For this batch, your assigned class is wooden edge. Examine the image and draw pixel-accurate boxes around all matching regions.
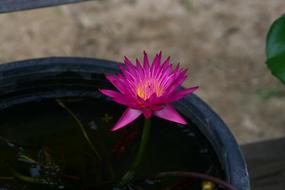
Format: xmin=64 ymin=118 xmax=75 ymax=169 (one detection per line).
xmin=241 ymin=137 xmax=285 ymax=190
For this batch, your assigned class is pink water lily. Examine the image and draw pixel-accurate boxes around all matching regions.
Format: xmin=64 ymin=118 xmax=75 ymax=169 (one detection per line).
xmin=100 ymin=52 xmax=198 ymax=131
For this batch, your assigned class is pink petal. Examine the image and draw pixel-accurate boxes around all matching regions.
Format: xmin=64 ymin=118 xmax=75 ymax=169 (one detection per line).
xmin=143 ymin=51 xmax=150 ymax=70
xmin=173 ymin=69 xmax=188 ymax=86
xmin=105 ymin=74 xmax=134 ymax=96
xmin=154 ymin=105 xmax=187 ymax=125
xmin=99 ymin=89 xmax=121 ymax=98
xmin=165 ymin=86 xmax=199 ymax=102
xmin=153 ymin=51 xmax=162 ymax=65
xmin=105 ymin=75 xmax=124 ymax=91
xmin=151 ymin=53 xmax=164 ymax=78
xmin=100 ymin=89 xmax=138 ymax=108
xmin=124 ymin=56 xmax=135 ymax=71
xmin=118 ymin=64 xmax=132 ymax=78
xmin=133 ymin=59 xmax=144 ymax=79
xmin=162 ymin=72 xmax=188 ymax=95
xmin=112 ymin=108 xmax=142 ymax=131
xmin=155 ymin=57 xmax=171 ymax=80
xmin=112 ymin=96 xmax=138 ymax=108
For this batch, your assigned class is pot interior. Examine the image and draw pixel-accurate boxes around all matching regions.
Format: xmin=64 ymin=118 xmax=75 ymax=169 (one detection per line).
xmin=0 ymin=96 xmax=225 ymax=190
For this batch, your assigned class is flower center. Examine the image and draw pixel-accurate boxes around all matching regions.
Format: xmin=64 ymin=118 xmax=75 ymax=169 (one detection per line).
xmin=137 ymin=80 xmax=163 ymax=100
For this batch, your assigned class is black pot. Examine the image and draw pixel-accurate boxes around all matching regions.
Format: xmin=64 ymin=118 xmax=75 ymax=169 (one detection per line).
xmin=0 ymin=57 xmax=249 ymax=190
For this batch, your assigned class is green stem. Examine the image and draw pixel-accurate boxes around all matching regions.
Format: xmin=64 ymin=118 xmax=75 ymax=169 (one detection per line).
xmin=8 ymin=165 xmax=44 ymax=184
xmin=119 ymin=118 xmax=151 ymax=186
xmin=56 ymin=99 xmax=102 ymax=161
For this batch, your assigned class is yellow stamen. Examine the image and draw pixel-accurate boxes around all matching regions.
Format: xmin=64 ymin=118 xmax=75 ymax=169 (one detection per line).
xmin=137 ymin=85 xmax=146 ymax=99
xmin=137 ymin=80 xmax=163 ymax=100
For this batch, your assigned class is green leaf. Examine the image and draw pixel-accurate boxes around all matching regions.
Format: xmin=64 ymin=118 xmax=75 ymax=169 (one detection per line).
xmin=266 ymin=13 xmax=285 ymax=84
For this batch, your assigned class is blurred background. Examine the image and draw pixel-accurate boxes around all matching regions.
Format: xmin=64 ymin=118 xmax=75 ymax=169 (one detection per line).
xmin=0 ymin=0 xmax=284 ymax=144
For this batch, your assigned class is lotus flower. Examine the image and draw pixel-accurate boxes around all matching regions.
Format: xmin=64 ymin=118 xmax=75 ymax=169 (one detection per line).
xmin=100 ymin=52 xmax=198 ymax=131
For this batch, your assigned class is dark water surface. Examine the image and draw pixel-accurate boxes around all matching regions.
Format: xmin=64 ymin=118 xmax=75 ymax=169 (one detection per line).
xmin=0 ymin=98 xmax=224 ymax=190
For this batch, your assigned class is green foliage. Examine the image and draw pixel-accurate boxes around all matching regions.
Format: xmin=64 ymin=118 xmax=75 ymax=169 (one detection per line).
xmin=256 ymin=88 xmax=285 ymax=99
xmin=266 ymin=13 xmax=285 ymax=84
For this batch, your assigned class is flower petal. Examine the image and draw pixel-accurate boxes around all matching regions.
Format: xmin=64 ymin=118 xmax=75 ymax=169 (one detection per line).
xmin=165 ymin=86 xmax=199 ymax=102
xmin=124 ymin=56 xmax=135 ymax=71
xmin=99 ymin=89 xmax=120 ymax=98
xmin=100 ymin=89 xmax=139 ymax=108
xmin=154 ymin=105 xmax=187 ymax=125
xmin=152 ymin=53 xmax=165 ymax=78
xmin=153 ymin=51 xmax=162 ymax=66
xmin=106 ymin=75 xmax=125 ymax=92
xmin=112 ymin=108 xmax=142 ymax=131
xmin=143 ymin=51 xmax=150 ymax=71
xmin=113 ymin=96 xmax=138 ymax=108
